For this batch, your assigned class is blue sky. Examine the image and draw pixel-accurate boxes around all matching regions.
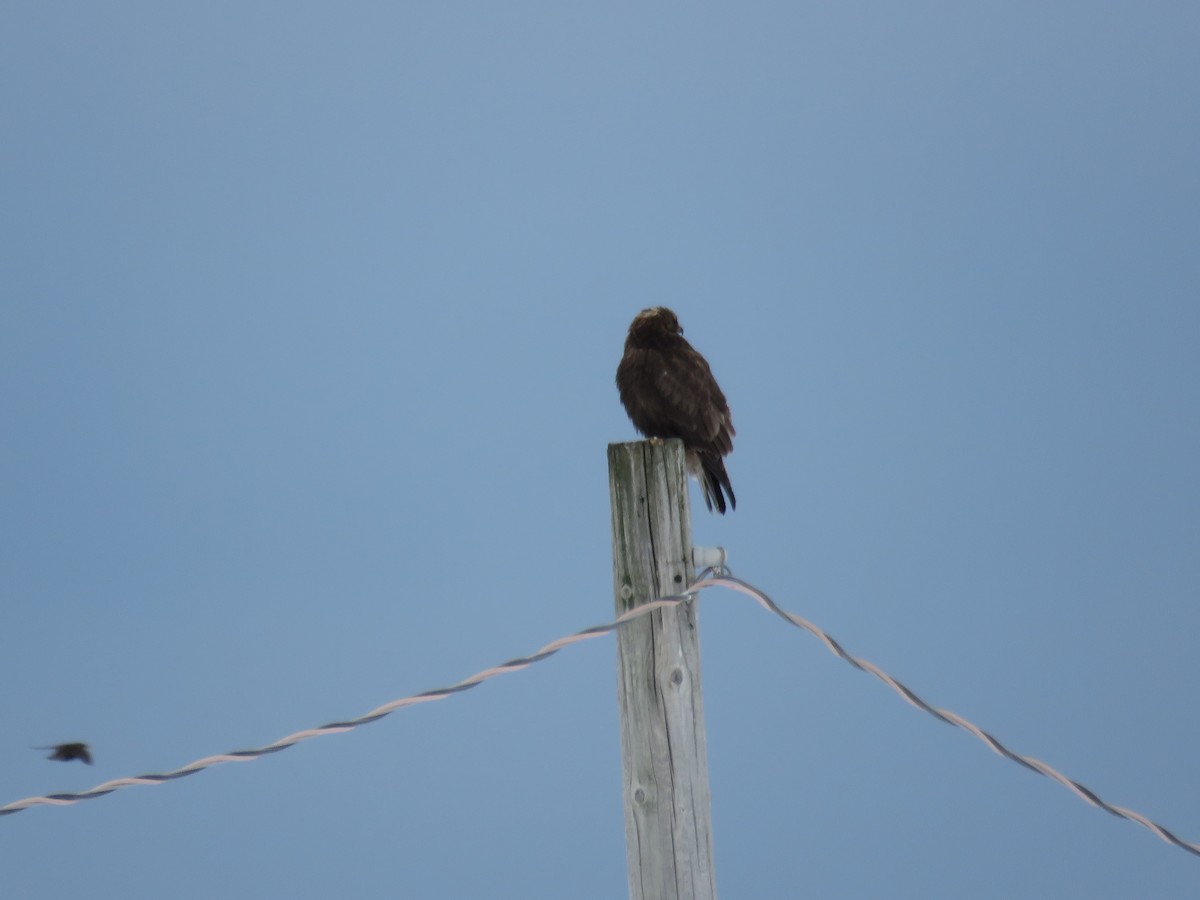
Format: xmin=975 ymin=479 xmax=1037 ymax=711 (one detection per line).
xmin=3 ymin=2 xmax=1199 ymax=897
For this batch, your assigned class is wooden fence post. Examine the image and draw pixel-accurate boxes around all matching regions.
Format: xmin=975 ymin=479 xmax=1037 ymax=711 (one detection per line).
xmin=608 ymin=438 xmax=717 ymax=900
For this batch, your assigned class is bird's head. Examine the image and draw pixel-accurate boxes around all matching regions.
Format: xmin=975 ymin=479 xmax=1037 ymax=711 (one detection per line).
xmin=632 ymin=307 xmax=683 ymax=336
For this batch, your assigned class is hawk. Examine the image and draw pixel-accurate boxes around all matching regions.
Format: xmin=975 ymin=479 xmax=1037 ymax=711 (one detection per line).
xmin=616 ymin=307 xmax=736 ymax=513
xmin=37 ymin=742 xmax=93 ymax=764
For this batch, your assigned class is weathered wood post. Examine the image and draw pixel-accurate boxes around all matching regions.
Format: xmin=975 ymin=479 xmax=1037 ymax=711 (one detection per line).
xmin=608 ymin=438 xmax=717 ymax=900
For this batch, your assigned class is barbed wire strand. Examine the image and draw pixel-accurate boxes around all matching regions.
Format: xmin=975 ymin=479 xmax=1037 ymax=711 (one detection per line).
xmin=0 ymin=590 xmax=700 ymax=818
xmin=4 ymin=569 xmax=1197 ymax=861
xmin=699 ymin=571 xmax=1200 ymax=858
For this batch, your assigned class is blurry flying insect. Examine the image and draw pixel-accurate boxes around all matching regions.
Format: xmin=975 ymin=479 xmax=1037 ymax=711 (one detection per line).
xmin=36 ymin=742 xmax=93 ymax=764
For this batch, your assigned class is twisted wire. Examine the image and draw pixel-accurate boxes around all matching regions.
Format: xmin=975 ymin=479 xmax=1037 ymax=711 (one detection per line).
xmin=0 ymin=590 xmax=700 ymax=818
xmin=693 ymin=571 xmax=1200 ymax=858
xmin=4 ymin=569 xmax=1197 ymax=862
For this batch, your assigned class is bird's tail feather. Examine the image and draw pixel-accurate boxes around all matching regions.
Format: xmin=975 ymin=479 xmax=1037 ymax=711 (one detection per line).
xmin=699 ymin=453 xmax=736 ymax=515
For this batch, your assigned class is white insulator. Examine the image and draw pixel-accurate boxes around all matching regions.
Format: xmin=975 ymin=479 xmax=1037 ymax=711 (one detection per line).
xmin=692 ymin=546 xmax=727 ymax=570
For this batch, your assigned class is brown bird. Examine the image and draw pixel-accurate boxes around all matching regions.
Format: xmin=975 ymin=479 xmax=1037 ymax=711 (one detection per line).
xmin=616 ymin=307 xmax=736 ymax=513
xmin=37 ymin=742 xmax=93 ymax=764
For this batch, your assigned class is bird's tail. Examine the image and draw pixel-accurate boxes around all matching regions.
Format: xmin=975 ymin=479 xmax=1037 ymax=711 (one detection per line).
xmin=698 ymin=452 xmax=736 ymax=515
